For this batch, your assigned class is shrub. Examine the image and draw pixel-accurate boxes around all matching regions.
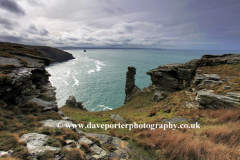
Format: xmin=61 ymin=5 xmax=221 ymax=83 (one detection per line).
xmin=0 ymin=131 xmax=20 ymax=150
xmin=19 ymin=102 xmax=41 ymax=115
xmin=148 ymin=108 xmax=157 ymax=117
xmin=38 ymin=127 xmax=55 ymax=135
xmin=79 ymin=143 xmax=91 ymax=153
xmin=61 ymin=128 xmax=80 ymax=141
xmin=60 ymin=148 xmax=86 ymax=160
xmin=0 ymin=74 xmax=13 ymax=84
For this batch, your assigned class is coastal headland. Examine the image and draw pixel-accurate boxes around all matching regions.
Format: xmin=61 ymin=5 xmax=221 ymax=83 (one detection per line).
xmin=0 ymin=42 xmax=240 ymax=159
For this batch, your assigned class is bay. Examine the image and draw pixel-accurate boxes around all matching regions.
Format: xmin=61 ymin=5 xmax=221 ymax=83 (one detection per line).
xmin=46 ymin=49 xmax=240 ymax=111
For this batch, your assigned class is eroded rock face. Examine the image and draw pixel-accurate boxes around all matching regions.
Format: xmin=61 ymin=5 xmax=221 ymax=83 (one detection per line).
xmin=124 ymin=66 xmax=141 ymax=104
xmin=196 ymin=91 xmax=240 ymax=109
xmin=147 ymin=60 xmax=198 ymax=92
xmin=146 ymin=54 xmax=240 ymax=93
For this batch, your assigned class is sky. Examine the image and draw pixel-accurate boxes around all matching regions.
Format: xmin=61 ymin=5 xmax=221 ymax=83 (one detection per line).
xmin=0 ymin=0 xmax=240 ymax=50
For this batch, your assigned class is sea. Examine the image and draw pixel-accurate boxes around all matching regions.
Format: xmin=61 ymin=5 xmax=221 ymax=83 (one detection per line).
xmin=46 ymin=49 xmax=240 ymax=112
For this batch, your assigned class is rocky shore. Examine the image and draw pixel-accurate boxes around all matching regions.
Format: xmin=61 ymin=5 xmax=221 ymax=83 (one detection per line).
xmin=125 ymin=53 xmax=240 ymax=109
xmin=1 ymin=42 xmax=240 ymax=159
xmin=0 ymin=43 xmax=130 ymax=160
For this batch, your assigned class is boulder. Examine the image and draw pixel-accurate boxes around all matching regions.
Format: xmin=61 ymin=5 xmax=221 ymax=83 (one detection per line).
xmin=110 ymin=114 xmax=126 ymax=124
xmin=197 ymin=91 xmax=240 ymax=109
xmin=85 ymin=133 xmax=130 ymax=159
xmin=78 ymin=136 xmax=93 ymax=145
xmin=20 ymin=133 xmax=61 ymax=157
xmin=0 ymin=150 xmax=13 ymax=158
xmin=90 ymin=144 xmax=108 ymax=159
xmin=152 ymin=91 xmax=166 ymax=103
xmin=161 ymin=117 xmax=190 ymax=123
xmin=226 ymin=92 xmax=240 ymax=99
xmin=65 ymin=95 xmax=88 ymax=111
xmin=39 ymin=119 xmax=74 ymax=129
xmin=66 ymin=95 xmax=78 ymax=108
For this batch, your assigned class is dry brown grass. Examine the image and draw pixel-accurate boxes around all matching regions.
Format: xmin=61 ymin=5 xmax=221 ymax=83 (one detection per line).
xmin=0 ymin=43 xmax=40 ymax=56
xmin=0 ymin=51 xmax=14 ymax=58
xmin=0 ymin=74 xmax=13 ymax=84
xmin=60 ymin=148 xmax=86 ymax=160
xmin=148 ymin=108 xmax=157 ymax=117
xmin=0 ymin=132 xmax=21 ymax=150
xmin=15 ymin=57 xmax=28 ymax=67
xmin=178 ymin=108 xmax=240 ymax=123
xmin=86 ymin=136 xmax=109 ymax=152
xmin=0 ymin=65 xmax=15 ymax=70
xmin=0 ymin=157 xmax=19 ymax=160
xmin=135 ymin=128 xmax=239 ymax=160
xmin=200 ymin=123 xmax=240 ymax=148
xmin=79 ymin=142 xmax=91 ymax=153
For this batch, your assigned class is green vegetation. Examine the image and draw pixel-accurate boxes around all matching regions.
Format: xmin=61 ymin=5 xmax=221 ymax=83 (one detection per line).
xmin=0 ymin=100 xmax=62 ymax=159
xmin=60 ymin=63 xmax=240 ymax=159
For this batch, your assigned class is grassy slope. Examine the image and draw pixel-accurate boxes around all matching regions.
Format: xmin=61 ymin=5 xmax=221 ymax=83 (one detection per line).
xmin=60 ymin=63 xmax=240 ymax=160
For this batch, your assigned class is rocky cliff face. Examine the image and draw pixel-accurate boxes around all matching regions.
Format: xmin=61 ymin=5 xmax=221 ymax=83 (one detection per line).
xmin=147 ymin=54 xmax=240 ymax=92
xmin=0 ymin=42 xmax=75 ymax=62
xmin=146 ymin=53 xmax=240 ymax=109
xmin=0 ymin=53 xmax=58 ymax=113
xmin=0 ymin=44 xmax=130 ymax=160
xmin=28 ymin=45 xmax=75 ymax=62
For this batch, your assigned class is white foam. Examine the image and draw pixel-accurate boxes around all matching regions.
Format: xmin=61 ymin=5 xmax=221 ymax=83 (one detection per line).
xmin=65 ymin=69 xmax=70 ymax=77
xmin=99 ymin=105 xmax=113 ymax=111
xmin=96 ymin=65 xmax=101 ymax=72
xmin=63 ymin=80 xmax=68 ymax=85
xmin=72 ymin=75 xmax=79 ymax=87
xmin=94 ymin=60 xmax=105 ymax=72
xmin=95 ymin=60 xmax=106 ymax=66
xmin=88 ymin=69 xmax=95 ymax=74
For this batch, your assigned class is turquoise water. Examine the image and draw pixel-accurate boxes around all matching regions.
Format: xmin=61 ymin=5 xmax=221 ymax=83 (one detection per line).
xmin=46 ymin=49 xmax=240 ymax=111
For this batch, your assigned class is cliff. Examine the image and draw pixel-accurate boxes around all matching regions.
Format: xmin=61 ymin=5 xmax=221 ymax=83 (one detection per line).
xmin=27 ymin=45 xmax=75 ymax=62
xmin=0 ymin=44 xmax=130 ymax=160
xmin=0 ymin=42 xmax=75 ymax=62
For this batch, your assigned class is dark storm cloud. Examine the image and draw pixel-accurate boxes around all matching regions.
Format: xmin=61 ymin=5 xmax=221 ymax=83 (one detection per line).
xmin=28 ymin=24 xmax=38 ymax=34
xmin=185 ymin=0 xmax=240 ymax=40
xmin=39 ymin=29 xmax=50 ymax=36
xmin=0 ymin=0 xmax=25 ymax=16
xmin=0 ymin=17 xmax=18 ymax=29
xmin=28 ymin=24 xmax=50 ymax=36
xmin=0 ymin=34 xmax=23 ymax=43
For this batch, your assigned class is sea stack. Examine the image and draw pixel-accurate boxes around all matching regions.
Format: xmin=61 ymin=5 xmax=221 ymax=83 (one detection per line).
xmin=124 ymin=66 xmax=141 ymax=104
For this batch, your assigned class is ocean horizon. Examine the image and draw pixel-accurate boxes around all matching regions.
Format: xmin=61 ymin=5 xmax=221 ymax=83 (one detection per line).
xmin=46 ymin=49 xmax=240 ymax=112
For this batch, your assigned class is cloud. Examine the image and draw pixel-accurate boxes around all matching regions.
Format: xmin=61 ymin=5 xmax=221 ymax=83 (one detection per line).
xmin=0 ymin=17 xmax=18 ymax=29
xmin=27 ymin=24 xmax=50 ymax=36
xmin=0 ymin=0 xmax=239 ymax=50
xmin=0 ymin=0 xmax=25 ymax=16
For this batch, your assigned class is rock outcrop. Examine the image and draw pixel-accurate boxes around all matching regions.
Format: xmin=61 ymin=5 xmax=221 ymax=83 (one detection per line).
xmin=38 ymin=119 xmax=130 ymax=160
xmin=146 ymin=54 xmax=240 ymax=93
xmin=110 ymin=114 xmax=126 ymax=123
xmin=0 ymin=42 xmax=75 ymax=62
xmin=65 ymin=95 xmax=88 ymax=111
xmin=124 ymin=66 xmax=141 ymax=104
xmin=27 ymin=45 xmax=75 ymax=62
xmin=0 ymin=53 xmax=58 ymax=114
